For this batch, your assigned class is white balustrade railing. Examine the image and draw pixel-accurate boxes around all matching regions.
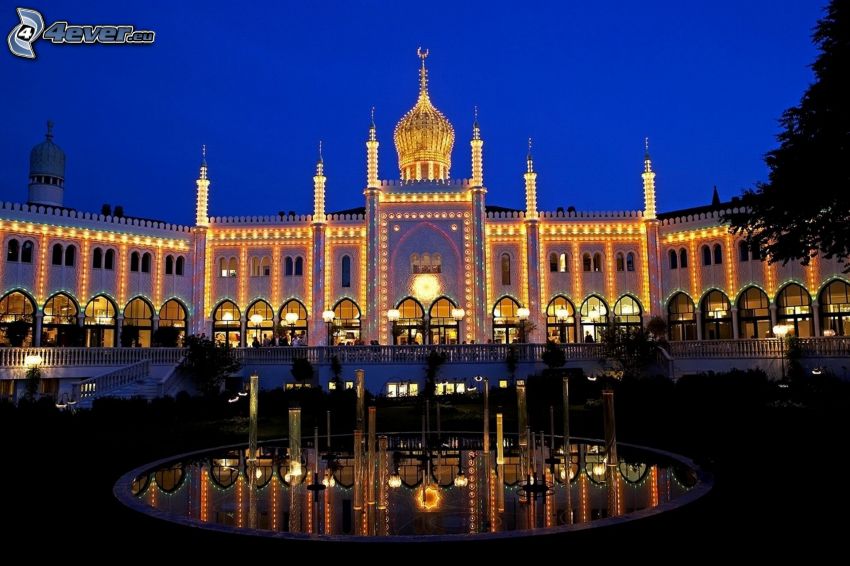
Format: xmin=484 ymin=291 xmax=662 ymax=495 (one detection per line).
xmin=0 ymin=338 xmax=847 ymax=370
xmin=0 ymin=347 xmax=186 ymax=367
xmin=74 ymin=360 xmax=151 ymax=401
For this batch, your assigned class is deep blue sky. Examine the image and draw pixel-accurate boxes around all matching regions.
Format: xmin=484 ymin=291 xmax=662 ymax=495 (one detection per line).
xmin=0 ymin=1 xmax=825 ymax=224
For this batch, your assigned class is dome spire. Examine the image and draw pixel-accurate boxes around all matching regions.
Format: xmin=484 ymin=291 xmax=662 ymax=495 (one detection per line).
xmin=470 ymin=106 xmax=484 ymax=187
xmin=46 ymin=120 xmax=54 ymax=141
xmin=195 ymin=144 xmax=210 ymax=227
xmin=417 ymin=47 xmax=429 ymax=100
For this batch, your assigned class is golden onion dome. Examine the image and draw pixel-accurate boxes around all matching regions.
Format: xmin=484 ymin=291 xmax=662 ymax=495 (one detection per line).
xmin=394 ymin=48 xmax=455 ymax=181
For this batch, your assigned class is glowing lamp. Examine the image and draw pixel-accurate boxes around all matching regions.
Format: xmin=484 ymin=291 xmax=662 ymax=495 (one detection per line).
xmin=451 ymin=308 xmax=465 ymax=321
xmin=24 ymin=355 xmax=43 ymax=368
xmin=386 ymin=309 xmax=400 ymax=322
xmin=772 ymin=324 xmax=790 ymax=338
xmin=387 ymin=473 xmax=402 ymax=488
xmin=284 ymin=312 xmax=299 ymax=326
xmin=592 ymin=461 xmax=607 ymax=478
xmin=322 ymin=310 xmax=335 ymax=323
xmin=517 ymin=307 xmax=530 ymax=320
xmin=222 ymin=312 xmax=233 ymax=322
xmin=249 ymin=314 xmax=263 ymax=325
xmin=555 ymin=307 xmax=570 ymax=322
xmin=823 ymin=329 xmax=836 ymax=337
xmin=453 ymin=471 xmax=469 ymax=487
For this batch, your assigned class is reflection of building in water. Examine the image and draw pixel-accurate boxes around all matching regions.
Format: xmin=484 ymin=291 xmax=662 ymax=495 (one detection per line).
xmin=3 ymin=50 xmax=848 ymax=349
xmin=128 ymin=439 xmax=699 ymax=536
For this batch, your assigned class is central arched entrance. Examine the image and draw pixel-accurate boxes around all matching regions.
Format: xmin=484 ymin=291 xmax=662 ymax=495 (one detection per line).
xmin=394 ymin=297 xmax=425 ymax=345
xmin=84 ymin=295 xmax=118 ymax=347
xmin=429 ymin=296 xmax=460 ymax=345
xmin=492 ymin=296 xmax=521 ymax=344
xmin=280 ymin=299 xmax=308 ymax=345
xmin=545 ymin=295 xmax=576 ymax=343
xmin=579 ymin=295 xmax=609 ymax=343
xmin=123 ymin=297 xmax=154 ymax=347
xmin=332 ymin=298 xmax=361 ymax=345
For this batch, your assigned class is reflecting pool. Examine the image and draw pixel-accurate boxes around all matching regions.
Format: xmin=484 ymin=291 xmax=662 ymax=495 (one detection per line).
xmin=115 ymin=433 xmax=709 ymax=540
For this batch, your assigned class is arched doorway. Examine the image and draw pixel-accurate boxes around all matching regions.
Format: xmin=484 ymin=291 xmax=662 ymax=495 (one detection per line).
xmin=0 ymin=291 xmax=35 ymax=347
xmin=668 ymin=293 xmax=696 ymax=341
xmin=429 ymin=297 xmax=460 ymax=345
xmin=212 ymin=300 xmax=241 ymax=348
xmin=776 ymin=284 xmax=813 ymax=337
xmin=280 ymin=299 xmax=308 ymax=345
xmin=701 ymin=290 xmax=732 ymax=340
xmin=332 ymin=298 xmax=361 ymax=345
xmin=123 ymin=298 xmax=154 ymax=347
xmin=613 ymin=295 xmax=643 ymax=331
xmin=158 ymin=299 xmax=187 ymax=346
xmin=819 ymin=280 xmax=850 ymax=336
xmin=579 ymin=295 xmax=609 ymax=343
xmin=492 ymin=296 xmax=521 ymax=344
xmin=42 ymin=293 xmax=79 ymax=346
xmin=546 ymin=295 xmax=576 ymax=343
xmin=246 ymin=300 xmax=274 ymax=346
xmin=737 ymin=287 xmax=770 ymax=339
xmin=394 ymin=297 xmax=425 ymax=345
xmin=84 ymin=295 xmax=118 ymax=347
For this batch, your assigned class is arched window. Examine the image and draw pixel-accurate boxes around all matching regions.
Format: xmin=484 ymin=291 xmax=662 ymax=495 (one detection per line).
xmin=158 ymin=299 xmax=187 ymax=345
xmin=738 ymin=241 xmax=749 ymax=262
xmin=141 ymin=252 xmax=151 ymax=273
xmin=250 ymin=256 xmax=261 ymax=277
xmin=614 ymin=296 xmax=642 ymax=330
xmin=52 ymin=243 xmax=63 ymax=266
xmin=212 ymin=300 xmax=241 ymax=348
xmin=332 ymin=298 xmax=361 ymax=345
xmin=626 ymin=252 xmax=635 ymax=272
xmin=582 ymin=253 xmax=592 ymax=272
xmin=93 ymin=247 xmax=103 ymax=269
xmin=616 ymin=253 xmax=625 ymax=272
xmin=411 ymin=253 xmax=420 ymax=274
xmin=260 ymin=256 xmax=270 ymax=277
xmin=592 ymin=253 xmax=603 ymax=272
xmin=433 ymin=253 xmax=442 ymax=273
xmin=492 ymin=296 xmax=521 ymax=344
xmin=21 ymin=241 xmax=33 ymax=263
xmin=280 ymin=299 xmax=309 ymax=344
xmin=429 ymin=297 xmax=460 ymax=345
xmin=105 ymin=249 xmax=115 ymax=270
xmin=819 ymin=280 xmax=850 ymax=336
xmin=679 ymin=248 xmax=688 ymax=268
xmin=546 ymin=295 xmax=576 ymax=343
xmin=42 ymin=293 xmax=79 ymax=346
xmin=341 ymin=255 xmax=351 ymax=288
xmin=294 ymin=257 xmax=303 ymax=276
xmin=165 ymin=255 xmax=174 ymax=275
xmin=713 ymin=244 xmax=723 ymax=265
xmin=668 ymin=293 xmax=696 ymax=341
xmin=131 ymin=251 xmax=140 ymax=272
xmin=559 ymin=253 xmax=569 ymax=272
xmin=6 ymin=239 xmax=19 ymax=262
xmin=775 ymin=284 xmax=812 ymax=337
xmin=701 ymin=290 xmax=732 ymax=340
xmin=84 ymin=295 xmax=118 ymax=347
xmin=701 ymin=245 xmax=711 ymax=266
xmin=246 ymin=300 xmax=275 ymax=345
xmin=284 ymin=256 xmax=293 ymax=276
xmin=737 ymin=287 xmax=770 ymax=338
xmin=228 ymin=257 xmax=237 ymax=277
xmin=393 ymin=297 xmax=425 ymax=345
xmin=579 ymin=295 xmax=609 ymax=342
xmin=0 ymin=291 xmax=35 ymax=346
xmin=501 ymin=253 xmax=511 ymax=285
xmin=421 ymin=253 xmax=432 ymax=272
xmin=123 ymin=298 xmax=154 ymax=347
xmin=64 ymin=245 xmax=76 ymax=267
xmin=669 ymin=249 xmax=678 ymax=270
xmin=175 ymin=256 xmax=185 ymax=276
xmin=549 ymin=253 xmax=558 ymax=272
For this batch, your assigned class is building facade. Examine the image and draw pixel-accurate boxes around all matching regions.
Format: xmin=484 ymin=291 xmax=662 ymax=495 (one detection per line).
xmin=2 ymin=52 xmax=849 ymax=350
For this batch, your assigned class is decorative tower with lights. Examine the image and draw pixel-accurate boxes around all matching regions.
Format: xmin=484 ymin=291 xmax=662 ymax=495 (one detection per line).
xmin=28 ymin=121 xmax=65 ymax=207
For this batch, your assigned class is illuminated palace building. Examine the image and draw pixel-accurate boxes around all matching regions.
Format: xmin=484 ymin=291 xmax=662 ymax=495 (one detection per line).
xmin=2 ymin=51 xmax=849 ymax=350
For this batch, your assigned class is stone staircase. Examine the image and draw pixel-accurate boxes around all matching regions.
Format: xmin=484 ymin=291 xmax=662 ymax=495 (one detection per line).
xmin=74 ymin=361 xmax=183 ymax=408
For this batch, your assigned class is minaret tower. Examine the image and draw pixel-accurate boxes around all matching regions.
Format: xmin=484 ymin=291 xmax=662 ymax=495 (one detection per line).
xmin=524 ymin=138 xmax=538 ymax=219
xmin=642 ymin=137 xmax=657 ymax=220
xmin=28 ymin=120 xmax=66 ymax=207
xmin=313 ymin=141 xmax=326 ymax=224
xmin=523 ymin=138 xmax=542 ymax=339
xmin=195 ymin=145 xmax=210 ymax=227
xmin=471 ymin=106 xmax=483 ymax=187
xmin=367 ymin=107 xmax=379 ymax=188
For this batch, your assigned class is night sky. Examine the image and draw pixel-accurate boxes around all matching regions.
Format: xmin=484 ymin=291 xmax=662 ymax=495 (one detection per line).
xmin=0 ymin=1 xmax=824 ymax=224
